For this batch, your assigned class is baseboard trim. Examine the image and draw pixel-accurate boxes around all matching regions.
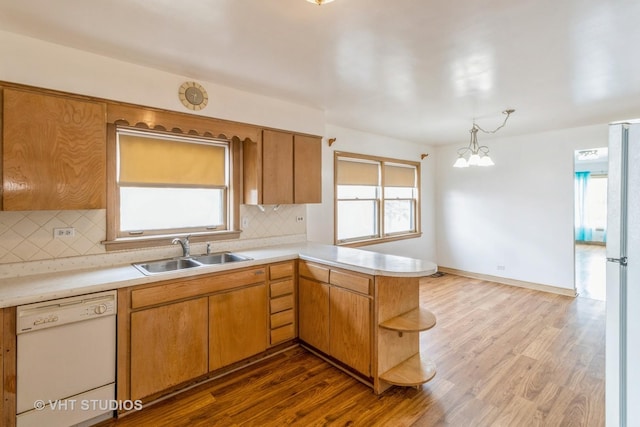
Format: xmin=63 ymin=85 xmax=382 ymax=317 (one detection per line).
xmin=437 ymin=267 xmax=577 ymax=297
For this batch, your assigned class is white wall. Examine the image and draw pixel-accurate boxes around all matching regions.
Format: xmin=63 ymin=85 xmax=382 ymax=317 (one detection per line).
xmin=307 ymin=124 xmax=437 ymax=261
xmin=435 ymin=124 xmax=608 ymax=289
xmin=0 ymin=31 xmax=324 ymax=135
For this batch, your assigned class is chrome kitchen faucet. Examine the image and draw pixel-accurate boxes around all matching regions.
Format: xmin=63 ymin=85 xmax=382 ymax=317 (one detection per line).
xmin=172 ymin=236 xmax=191 ymax=257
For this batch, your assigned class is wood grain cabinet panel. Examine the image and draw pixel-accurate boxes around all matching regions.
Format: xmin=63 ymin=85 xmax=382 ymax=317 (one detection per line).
xmin=2 ymin=88 xmax=106 ymax=210
xmin=270 ymin=279 xmax=294 ymax=298
xmin=130 ymin=298 xmax=208 ymax=401
xmin=270 ymin=294 xmax=294 ymax=314
xmin=267 ymin=261 xmax=296 ymax=346
xmin=209 ymin=284 xmax=268 ymax=371
xmin=298 ymin=277 xmax=330 ymax=354
xmin=243 ymin=130 xmax=321 ymax=205
xmin=270 ymin=324 xmax=295 ymax=345
xmin=298 ymin=261 xmax=373 ymax=378
xmin=329 ymin=287 xmax=371 ymax=376
xmin=270 ymin=309 xmax=294 ymax=329
xmin=262 ymin=129 xmax=294 ymax=204
xmin=269 ymin=262 xmax=294 ymax=280
xmin=293 ymin=134 xmax=322 ymax=204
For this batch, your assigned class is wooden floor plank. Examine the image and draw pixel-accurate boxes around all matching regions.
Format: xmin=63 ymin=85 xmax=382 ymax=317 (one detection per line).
xmin=99 ymin=273 xmax=605 ymax=427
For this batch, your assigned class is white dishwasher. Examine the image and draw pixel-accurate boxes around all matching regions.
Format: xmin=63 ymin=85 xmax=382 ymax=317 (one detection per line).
xmin=16 ymin=290 xmax=117 ymax=427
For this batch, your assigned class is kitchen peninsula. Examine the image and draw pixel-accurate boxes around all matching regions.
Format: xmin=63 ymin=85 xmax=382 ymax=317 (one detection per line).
xmin=0 ymin=242 xmax=437 ymax=423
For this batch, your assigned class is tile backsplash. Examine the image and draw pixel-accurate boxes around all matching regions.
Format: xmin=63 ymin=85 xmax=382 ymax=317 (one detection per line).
xmin=0 ymin=204 xmax=307 ymax=266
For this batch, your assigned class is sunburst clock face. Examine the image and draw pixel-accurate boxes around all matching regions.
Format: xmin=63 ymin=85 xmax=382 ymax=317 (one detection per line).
xmin=179 ymin=81 xmax=208 ymax=111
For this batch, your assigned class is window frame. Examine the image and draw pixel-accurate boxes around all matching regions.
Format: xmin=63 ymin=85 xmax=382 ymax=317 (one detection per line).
xmin=334 ymin=151 xmax=421 ymax=247
xmin=104 ymin=124 xmax=242 ymax=251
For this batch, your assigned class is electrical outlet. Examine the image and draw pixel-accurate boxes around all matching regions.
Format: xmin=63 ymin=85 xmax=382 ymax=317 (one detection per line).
xmin=296 ymin=216 xmax=304 ymax=223
xmin=53 ymin=227 xmax=76 ymax=238
xmin=497 ymin=265 xmax=506 ymax=271
xmin=241 ymin=217 xmax=249 ymax=228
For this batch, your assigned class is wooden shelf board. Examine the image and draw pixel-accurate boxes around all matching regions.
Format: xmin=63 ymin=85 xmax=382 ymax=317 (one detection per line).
xmin=379 ymin=307 xmax=436 ymax=333
xmin=379 ymin=353 xmax=436 ymax=387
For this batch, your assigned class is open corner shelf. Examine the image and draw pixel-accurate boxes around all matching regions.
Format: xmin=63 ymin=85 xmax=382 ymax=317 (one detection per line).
xmin=379 ymin=307 xmax=436 ymax=333
xmin=379 ymin=353 xmax=436 ymax=387
xmin=377 ymin=307 xmax=437 ymax=389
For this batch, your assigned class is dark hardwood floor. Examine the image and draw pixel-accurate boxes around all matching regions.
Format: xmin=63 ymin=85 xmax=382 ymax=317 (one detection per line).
xmin=101 ymin=273 xmax=605 ymax=426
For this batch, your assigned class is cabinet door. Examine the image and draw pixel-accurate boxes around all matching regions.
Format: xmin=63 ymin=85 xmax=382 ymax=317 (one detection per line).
xmin=130 ymin=297 xmax=208 ymax=400
xmin=298 ymin=277 xmax=330 ymax=354
xmin=329 ymin=286 xmax=371 ymax=376
xmin=262 ymin=129 xmax=293 ymax=204
xmin=294 ymin=135 xmax=322 ymax=203
xmin=3 ymin=88 xmax=106 ymax=210
xmin=209 ymin=283 xmax=268 ymax=371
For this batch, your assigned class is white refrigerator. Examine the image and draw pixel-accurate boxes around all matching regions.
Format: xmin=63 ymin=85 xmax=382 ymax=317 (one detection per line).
xmin=606 ymin=122 xmax=640 ymax=426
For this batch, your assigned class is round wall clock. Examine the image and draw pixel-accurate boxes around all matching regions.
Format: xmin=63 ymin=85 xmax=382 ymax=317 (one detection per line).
xmin=179 ymin=81 xmax=208 ymax=111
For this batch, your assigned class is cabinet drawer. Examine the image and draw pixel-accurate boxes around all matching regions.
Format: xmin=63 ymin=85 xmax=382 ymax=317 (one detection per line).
xmin=270 ymin=309 xmax=294 ymax=329
xmin=329 ymin=270 xmax=371 ymax=295
xmin=270 ymin=294 xmax=294 ymax=314
xmin=131 ymin=267 xmax=266 ymax=309
xmin=269 ymin=262 xmax=294 ymax=280
xmin=270 ymin=323 xmax=295 ymax=345
xmin=298 ymin=261 xmax=329 ymax=283
xmin=270 ymin=279 xmax=294 ymax=298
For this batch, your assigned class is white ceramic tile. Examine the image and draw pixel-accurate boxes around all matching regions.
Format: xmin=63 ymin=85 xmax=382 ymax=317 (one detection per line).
xmin=42 ymin=216 xmax=68 ymax=232
xmin=26 ymin=210 xmax=59 ymax=226
xmin=12 ymin=240 xmax=40 ymax=261
xmin=0 ymin=204 xmax=307 ymax=268
xmin=0 ymin=252 xmax=22 ymax=264
xmin=56 ymin=210 xmax=82 ymax=224
xmin=13 ymin=217 xmax=40 ymax=238
xmin=0 ymin=229 xmax=22 ymax=251
xmin=42 ymin=238 xmax=70 ymax=258
xmin=0 ymin=211 xmax=27 ymax=227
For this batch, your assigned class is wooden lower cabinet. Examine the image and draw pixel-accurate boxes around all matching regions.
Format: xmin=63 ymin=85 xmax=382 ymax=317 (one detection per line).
xmin=329 ymin=286 xmax=371 ymax=376
xmin=298 ymin=277 xmax=330 ymax=354
xmin=209 ymin=283 xmax=268 ymax=371
xmin=120 ymin=265 xmax=271 ymax=407
xmin=298 ymin=261 xmax=436 ymax=394
xmin=268 ymin=261 xmax=296 ymax=345
xmin=298 ymin=261 xmax=373 ymax=378
xmin=130 ymin=297 xmax=208 ymax=400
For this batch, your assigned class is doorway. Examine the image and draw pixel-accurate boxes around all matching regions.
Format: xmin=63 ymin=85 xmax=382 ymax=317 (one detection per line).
xmin=574 ymin=147 xmax=608 ymax=300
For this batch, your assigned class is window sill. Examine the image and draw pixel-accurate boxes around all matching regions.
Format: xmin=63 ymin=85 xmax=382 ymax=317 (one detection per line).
xmin=103 ymin=230 xmax=241 ymax=252
xmin=336 ymin=232 xmax=422 ymax=248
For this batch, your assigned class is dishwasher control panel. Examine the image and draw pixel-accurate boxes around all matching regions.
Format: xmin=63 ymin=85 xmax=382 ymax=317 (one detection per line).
xmin=17 ymin=290 xmax=117 ymax=333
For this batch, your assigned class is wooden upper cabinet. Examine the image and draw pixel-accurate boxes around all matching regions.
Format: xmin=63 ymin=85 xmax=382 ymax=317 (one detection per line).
xmin=262 ymin=129 xmax=294 ymax=204
xmin=294 ymin=134 xmax=322 ymax=204
xmin=2 ymin=88 xmax=106 ymax=210
xmin=243 ymin=129 xmax=321 ymax=205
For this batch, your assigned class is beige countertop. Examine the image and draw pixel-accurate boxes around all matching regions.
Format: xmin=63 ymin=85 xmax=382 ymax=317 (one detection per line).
xmin=0 ymin=242 xmax=437 ymax=308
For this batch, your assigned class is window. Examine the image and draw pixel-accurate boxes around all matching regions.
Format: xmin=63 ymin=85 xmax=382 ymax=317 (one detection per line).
xmin=108 ymin=127 xmax=236 ymax=247
xmin=335 ymin=152 xmax=420 ymax=245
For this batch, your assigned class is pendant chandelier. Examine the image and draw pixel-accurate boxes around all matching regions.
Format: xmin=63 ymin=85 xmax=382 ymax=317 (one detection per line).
xmin=306 ymin=0 xmax=335 ymax=4
xmin=453 ymin=109 xmax=515 ymax=168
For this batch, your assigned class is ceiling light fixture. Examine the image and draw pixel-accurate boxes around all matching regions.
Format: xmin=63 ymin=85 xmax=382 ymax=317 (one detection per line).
xmin=453 ymin=109 xmax=515 ymax=168
xmin=306 ymin=0 xmax=335 ymax=5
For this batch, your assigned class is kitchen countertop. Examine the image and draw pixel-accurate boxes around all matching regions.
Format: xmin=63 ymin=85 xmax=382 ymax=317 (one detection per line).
xmin=0 ymin=242 xmax=437 ymax=308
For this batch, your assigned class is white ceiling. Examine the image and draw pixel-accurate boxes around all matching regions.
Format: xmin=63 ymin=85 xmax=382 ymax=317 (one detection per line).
xmin=2 ymin=0 xmax=640 ymax=145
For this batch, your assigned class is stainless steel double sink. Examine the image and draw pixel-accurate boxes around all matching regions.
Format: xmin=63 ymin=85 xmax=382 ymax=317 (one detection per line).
xmin=133 ymin=252 xmax=252 ymax=275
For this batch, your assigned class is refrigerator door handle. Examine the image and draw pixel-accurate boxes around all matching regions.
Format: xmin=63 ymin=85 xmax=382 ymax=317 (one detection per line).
xmin=607 ymin=257 xmax=628 ymax=266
